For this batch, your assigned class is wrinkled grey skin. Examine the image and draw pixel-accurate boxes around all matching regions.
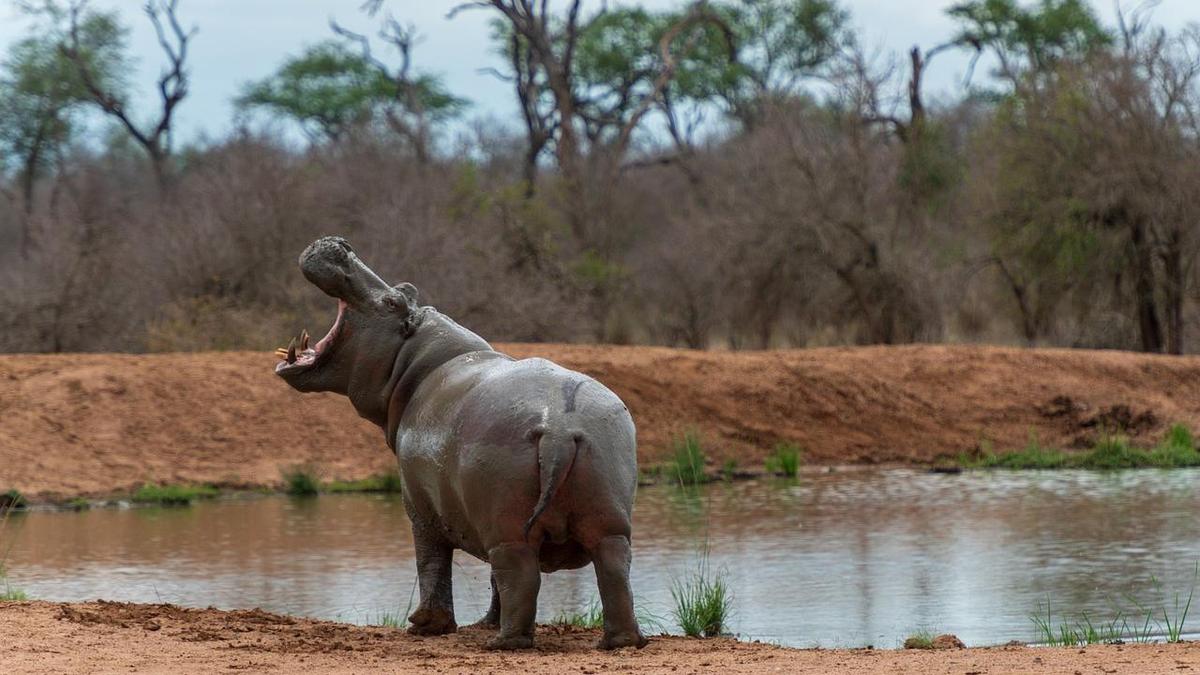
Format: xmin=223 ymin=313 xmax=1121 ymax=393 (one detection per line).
xmin=276 ymin=236 xmax=647 ymax=651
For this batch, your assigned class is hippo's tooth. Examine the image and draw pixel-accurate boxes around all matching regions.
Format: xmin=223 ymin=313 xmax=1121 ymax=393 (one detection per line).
xmin=286 ymin=338 xmax=297 ymax=364
xmin=300 ymin=330 xmax=309 ymax=351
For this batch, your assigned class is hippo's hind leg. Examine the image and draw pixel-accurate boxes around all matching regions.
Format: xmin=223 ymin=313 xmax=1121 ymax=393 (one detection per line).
xmin=407 ymin=522 xmax=457 ymax=636
xmin=467 ymin=573 xmax=501 ymax=629
xmin=485 ymin=542 xmax=540 ymax=649
xmin=592 ymin=534 xmax=648 ymax=650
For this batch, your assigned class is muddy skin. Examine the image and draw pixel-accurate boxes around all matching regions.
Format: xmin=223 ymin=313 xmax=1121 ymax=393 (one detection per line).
xmin=275 ymin=237 xmax=647 ymax=651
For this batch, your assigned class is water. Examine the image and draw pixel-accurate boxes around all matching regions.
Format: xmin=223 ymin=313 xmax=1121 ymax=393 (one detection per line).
xmin=6 ymin=468 xmax=1200 ymax=648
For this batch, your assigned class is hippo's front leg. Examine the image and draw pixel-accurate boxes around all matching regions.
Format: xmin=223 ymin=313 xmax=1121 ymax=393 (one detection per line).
xmin=406 ymin=521 xmax=457 ymax=636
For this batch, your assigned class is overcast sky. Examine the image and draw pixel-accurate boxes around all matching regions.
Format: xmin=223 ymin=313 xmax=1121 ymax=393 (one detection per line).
xmin=1 ymin=0 xmax=1198 ymax=143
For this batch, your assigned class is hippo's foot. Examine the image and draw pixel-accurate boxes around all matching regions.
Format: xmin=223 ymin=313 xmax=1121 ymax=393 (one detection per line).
xmin=486 ymin=634 xmax=534 ymax=650
xmin=465 ymin=617 xmax=500 ymax=630
xmin=598 ymin=631 xmax=649 ymax=650
xmin=407 ymin=607 xmax=457 ymax=636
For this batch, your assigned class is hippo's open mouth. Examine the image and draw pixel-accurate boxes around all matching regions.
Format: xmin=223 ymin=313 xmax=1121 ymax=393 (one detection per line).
xmin=274 ymin=300 xmax=346 ymax=374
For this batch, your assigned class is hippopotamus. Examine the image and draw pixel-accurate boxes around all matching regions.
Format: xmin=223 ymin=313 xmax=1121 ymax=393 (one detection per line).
xmin=274 ymin=236 xmax=647 ymax=651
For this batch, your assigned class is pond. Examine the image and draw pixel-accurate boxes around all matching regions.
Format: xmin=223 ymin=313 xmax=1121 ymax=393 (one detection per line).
xmin=6 ymin=468 xmax=1200 ymax=648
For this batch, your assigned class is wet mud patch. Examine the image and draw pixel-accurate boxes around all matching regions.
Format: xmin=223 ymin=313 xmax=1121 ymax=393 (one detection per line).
xmin=1037 ymin=395 xmax=1160 ymax=446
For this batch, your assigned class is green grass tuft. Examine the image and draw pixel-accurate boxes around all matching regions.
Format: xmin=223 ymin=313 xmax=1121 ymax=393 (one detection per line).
xmin=902 ymin=630 xmax=936 ymax=649
xmin=65 ymin=497 xmax=91 ymax=511
xmin=720 ymin=459 xmax=738 ymax=481
xmin=131 ymin=483 xmax=219 ymax=506
xmin=282 ymin=468 xmax=321 ymax=497
xmin=1032 ymin=565 xmax=1199 ymax=645
xmin=965 ymin=425 xmax=1200 ymax=470
xmin=375 ymin=611 xmax=405 ymax=628
xmin=553 ymin=599 xmax=605 ymax=629
xmin=0 ymin=583 xmax=26 ymax=601
xmin=0 ymin=489 xmax=25 ymax=511
xmin=668 ymin=431 xmax=708 ymax=486
xmin=765 ymin=443 xmax=803 ymax=477
xmin=671 ymin=557 xmax=731 ymax=638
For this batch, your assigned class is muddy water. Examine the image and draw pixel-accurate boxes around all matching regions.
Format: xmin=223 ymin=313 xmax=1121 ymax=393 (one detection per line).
xmin=7 ymin=469 xmax=1200 ymax=647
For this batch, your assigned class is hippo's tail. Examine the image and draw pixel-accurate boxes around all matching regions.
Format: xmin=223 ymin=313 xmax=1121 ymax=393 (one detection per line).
xmin=523 ymin=426 xmax=583 ymax=540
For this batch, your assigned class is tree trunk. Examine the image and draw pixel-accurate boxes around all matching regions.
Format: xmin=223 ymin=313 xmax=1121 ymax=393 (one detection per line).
xmin=1162 ymin=228 xmax=1185 ymax=355
xmin=1129 ymin=217 xmax=1164 ymax=353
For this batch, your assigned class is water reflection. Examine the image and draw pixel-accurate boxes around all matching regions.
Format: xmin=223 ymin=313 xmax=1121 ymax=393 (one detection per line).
xmin=7 ymin=469 xmax=1200 ymax=647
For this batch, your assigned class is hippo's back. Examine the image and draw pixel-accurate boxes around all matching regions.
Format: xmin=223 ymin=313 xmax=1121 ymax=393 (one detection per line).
xmin=396 ymin=351 xmax=635 ymax=473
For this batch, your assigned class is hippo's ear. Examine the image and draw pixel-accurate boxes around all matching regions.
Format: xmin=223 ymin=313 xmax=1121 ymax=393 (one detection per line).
xmin=383 ymin=283 xmax=417 ymax=316
xmin=395 ymin=282 xmax=418 ymax=304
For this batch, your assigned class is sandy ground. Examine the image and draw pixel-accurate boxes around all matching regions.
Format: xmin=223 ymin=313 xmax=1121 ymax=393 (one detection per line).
xmin=2 ymin=344 xmax=1200 ymax=500
xmin=1 ymin=600 xmax=1197 ymax=674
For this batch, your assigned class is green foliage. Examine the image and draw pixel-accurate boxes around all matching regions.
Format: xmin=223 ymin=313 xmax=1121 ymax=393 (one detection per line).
xmin=0 ymin=8 xmax=125 ymax=184
xmin=553 ymin=599 xmax=605 ymax=629
xmin=671 ymin=557 xmax=731 ymax=638
xmin=65 ymin=497 xmax=90 ymax=511
xmin=668 ymin=431 xmax=708 ymax=486
xmin=325 ymin=473 xmax=404 ymax=494
xmin=282 ymin=468 xmax=320 ymax=497
xmin=131 ymin=483 xmax=219 ymax=506
xmin=0 ymin=584 xmax=27 ymax=601
xmin=947 ymin=0 xmax=1112 ymax=78
xmin=765 ymin=443 xmax=802 ymax=477
xmin=236 ymin=41 xmax=463 ymax=142
xmin=965 ymin=426 xmax=1200 ymax=470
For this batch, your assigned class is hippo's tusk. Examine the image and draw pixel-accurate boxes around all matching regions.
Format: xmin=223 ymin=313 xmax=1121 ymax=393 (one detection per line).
xmin=300 ymin=330 xmax=309 ymax=351
xmin=286 ymin=338 xmax=297 ymax=364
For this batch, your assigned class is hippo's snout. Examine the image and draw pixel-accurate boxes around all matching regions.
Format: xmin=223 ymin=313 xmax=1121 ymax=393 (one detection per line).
xmin=299 ymin=236 xmax=354 ymax=296
xmin=299 ymin=236 xmax=391 ymax=303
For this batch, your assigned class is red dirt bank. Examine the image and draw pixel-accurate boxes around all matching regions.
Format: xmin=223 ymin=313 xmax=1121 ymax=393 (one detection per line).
xmin=2 ymin=344 xmax=1198 ymax=500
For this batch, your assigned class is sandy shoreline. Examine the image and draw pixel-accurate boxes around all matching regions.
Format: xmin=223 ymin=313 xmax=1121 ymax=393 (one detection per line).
xmin=1 ymin=600 xmax=1197 ymax=674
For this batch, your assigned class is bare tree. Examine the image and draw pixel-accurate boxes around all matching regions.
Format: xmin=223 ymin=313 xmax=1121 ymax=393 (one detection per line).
xmin=60 ymin=0 xmax=194 ymax=191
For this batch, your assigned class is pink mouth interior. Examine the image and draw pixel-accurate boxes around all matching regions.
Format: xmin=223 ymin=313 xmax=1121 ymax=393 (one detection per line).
xmin=275 ymin=300 xmax=345 ymax=372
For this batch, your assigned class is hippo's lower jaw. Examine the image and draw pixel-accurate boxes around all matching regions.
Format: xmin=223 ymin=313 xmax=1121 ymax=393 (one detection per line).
xmin=274 ymin=300 xmax=345 ymax=375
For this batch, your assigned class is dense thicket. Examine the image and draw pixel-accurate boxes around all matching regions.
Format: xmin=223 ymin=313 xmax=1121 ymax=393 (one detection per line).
xmin=2 ymin=0 xmax=1199 ymax=353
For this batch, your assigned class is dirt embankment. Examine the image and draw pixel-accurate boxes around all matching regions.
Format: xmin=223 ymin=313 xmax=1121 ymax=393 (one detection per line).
xmin=2 ymin=344 xmax=1199 ymax=500
xmin=2 ymin=600 xmax=1198 ymax=674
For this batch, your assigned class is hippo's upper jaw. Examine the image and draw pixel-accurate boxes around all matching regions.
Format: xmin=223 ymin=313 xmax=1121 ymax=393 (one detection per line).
xmin=273 ymin=236 xmax=418 ymax=396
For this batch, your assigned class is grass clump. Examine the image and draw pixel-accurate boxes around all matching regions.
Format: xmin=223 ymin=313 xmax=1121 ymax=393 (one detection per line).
xmin=721 ymin=459 xmax=738 ymax=481
xmin=375 ymin=611 xmax=405 ymax=628
xmin=671 ymin=556 xmax=731 ymax=638
xmin=325 ymin=473 xmax=404 ymax=494
xmin=283 ymin=468 xmax=321 ymax=497
xmin=1 ymin=499 xmax=24 ymax=601
xmin=131 ymin=483 xmax=219 ymax=506
xmin=966 ymin=425 xmax=1200 ymax=470
xmin=668 ymin=431 xmax=708 ymax=486
xmin=1 ymin=583 xmax=26 ymax=601
xmin=64 ymin=497 xmax=91 ymax=511
xmin=1032 ymin=565 xmax=1199 ymax=645
xmin=1030 ymin=600 xmax=1123 ymax=646
xmin=902 ymin=629 xmax=936 ymax=649
xmin=765 ymin=443 xmax=803 ymax=478
xmin=553 ymin=599 xmax=605 ymax=629
xmin=0 ymin=489 xmax=26 ymax=511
